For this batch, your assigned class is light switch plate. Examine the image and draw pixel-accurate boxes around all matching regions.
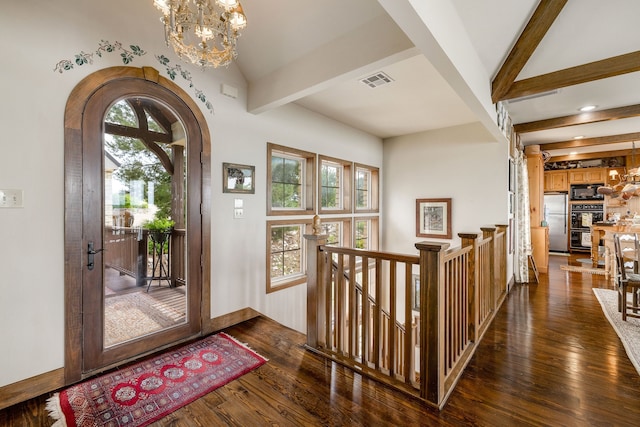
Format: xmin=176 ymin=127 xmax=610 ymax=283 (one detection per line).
xmin=0 ymin=189 xmax=23 ymax=208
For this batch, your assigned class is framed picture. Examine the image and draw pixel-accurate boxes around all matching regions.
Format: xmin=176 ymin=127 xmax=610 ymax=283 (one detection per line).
xmin=223 ymin=162 xmax=255 ymax=194
xmin=416 ymin=198 xmax=452 ymax=239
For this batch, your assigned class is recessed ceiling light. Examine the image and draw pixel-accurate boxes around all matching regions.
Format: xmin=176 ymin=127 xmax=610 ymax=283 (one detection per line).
xmin=579 ymin=105 xmax=597 ymax=112
xmin=574 ymin=136 xmax=584 ymax=139
xmin=569 ymin=151 xmax=578 ymax=155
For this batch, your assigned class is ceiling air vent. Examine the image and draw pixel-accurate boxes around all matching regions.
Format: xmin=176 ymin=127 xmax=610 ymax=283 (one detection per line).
xmin=360 ymin=72 xmax=394 ymax=88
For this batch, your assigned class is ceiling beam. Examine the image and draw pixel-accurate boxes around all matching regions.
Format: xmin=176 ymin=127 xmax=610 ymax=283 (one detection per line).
xmin=514 ymin=104 xmax=640 ymax=133
xmin=540 ymin=132 xmax=640 ymax=150
xmin=247 ymin=15 xmax=415 ymax=114
xmin=549 ymin=148 xmax=634 ymax=162
xmin=501 ymin=51 xmax=640 ymax=101
xmin=491 ymin=0 xmax=566 ymax=103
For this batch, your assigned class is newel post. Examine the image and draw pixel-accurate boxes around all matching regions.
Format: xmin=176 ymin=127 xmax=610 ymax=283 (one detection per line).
xmin=304 ymin=222 xmax=327 ymax=349
xmin=481 ymin=226 xmax=497 ymax=309
xmin=459 ymin=232 xmax=480 ymax=342
xmin=415 ymin=241 xmax=449 ymax=405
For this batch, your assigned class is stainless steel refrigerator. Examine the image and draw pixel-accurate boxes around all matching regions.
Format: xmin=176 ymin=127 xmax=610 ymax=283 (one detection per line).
xmin=544 ymin=193 xmax=568 ymax=252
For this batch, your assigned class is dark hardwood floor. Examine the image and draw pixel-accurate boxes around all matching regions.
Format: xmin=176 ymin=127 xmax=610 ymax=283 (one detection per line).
xmin=2 ymin=253 xmax=640 ymax=426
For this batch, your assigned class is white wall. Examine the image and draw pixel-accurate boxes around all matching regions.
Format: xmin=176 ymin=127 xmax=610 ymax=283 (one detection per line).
xmin=382 ymin=122 xmax=511 ymax=258
xmin=0 ymin=0 xmax=382 ymax=387
xmin=0 ymin=0 xmax=510 ymax=389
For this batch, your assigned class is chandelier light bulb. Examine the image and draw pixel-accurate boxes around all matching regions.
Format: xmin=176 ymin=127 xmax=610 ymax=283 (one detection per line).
xmin=229 ymin=5 xmax=247 ymax=30
xmin=215 ymin=0 xmax=239 ymax=11
xmin=153 ymin=0 xmax=170 ymax=14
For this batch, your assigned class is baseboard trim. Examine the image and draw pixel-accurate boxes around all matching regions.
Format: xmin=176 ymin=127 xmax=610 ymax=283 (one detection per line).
xmin=0 ymin=368 xmax=64 ymax=411
xmin=209 ymin=307 xmax=261 ymax=332
xmin=0 ymin=307 xmax=262 ymax=410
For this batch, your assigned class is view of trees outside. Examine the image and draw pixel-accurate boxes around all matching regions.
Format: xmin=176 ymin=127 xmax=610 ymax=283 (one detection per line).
xmin=321 ymin=222 xmax=340 ymax=245
xmin=320 ymin=162 xmax=341 ymax=209
xmin=270 ymin=225 xmax=303 ymax=279
xmin=104 ymin=100 xmax=173 ymax=223
xmin=355 ymin=219 xmax=369 ymax=249
xmin=271 ymin=155 xmax=302 ymax=209
xmin=355 ymin=168 xmax=370 ymax=209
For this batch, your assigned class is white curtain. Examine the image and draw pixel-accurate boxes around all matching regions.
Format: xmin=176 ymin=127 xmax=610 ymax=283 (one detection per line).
xmin=514 ymin=150 xmax=532 ymax=283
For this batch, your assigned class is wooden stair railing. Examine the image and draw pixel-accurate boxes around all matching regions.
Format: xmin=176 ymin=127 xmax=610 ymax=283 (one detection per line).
xmin=329 ymin=257 xmax=417 ymax=377
xmin=305 ymin=224 xmax=508 ymax=410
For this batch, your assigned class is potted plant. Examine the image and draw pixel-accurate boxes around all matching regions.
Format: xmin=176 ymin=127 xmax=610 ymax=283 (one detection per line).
xmin=143 ymin=217 xmax=175 ymax=244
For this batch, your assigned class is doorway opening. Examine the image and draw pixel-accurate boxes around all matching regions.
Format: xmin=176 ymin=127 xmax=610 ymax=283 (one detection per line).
xmin=63 ymin=67 xmax=211 ymax=384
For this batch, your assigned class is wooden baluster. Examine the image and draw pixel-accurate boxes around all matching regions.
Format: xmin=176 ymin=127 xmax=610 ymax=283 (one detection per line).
xmin=361 ymin=255 xmax=370 ymax=366
xmin=459 ymin=233 xmax=479 ymax=342
xmin=404 ymin=262 xmax=413 ymax=384
xmin=495 ymin=224 xmax=509 ymax=299
xmin=373 ymin=258 xmax=382 ymax=370
xmin=481 ymin=226 xmax=497 ymax=311
xmin=388 ymin=260 xmax=396 ymax=377
xmin=337 ymin=253 xmax=345 ymax=354
xmin=348 ymin=253 xmax=357 ymax=359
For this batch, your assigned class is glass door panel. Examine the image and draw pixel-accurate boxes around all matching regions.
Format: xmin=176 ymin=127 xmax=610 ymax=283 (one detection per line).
xmin=102 ymin=97 xmax=188 ymax=348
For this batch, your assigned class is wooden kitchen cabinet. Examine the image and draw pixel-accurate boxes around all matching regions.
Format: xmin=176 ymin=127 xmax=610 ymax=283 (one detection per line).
xmin=544 ymin=170 xmax=568 ymax=192
xmin=531 ymin=226 xmax=549 ymax=274
xmin=568 ymin=167 xmax=606 ymax=184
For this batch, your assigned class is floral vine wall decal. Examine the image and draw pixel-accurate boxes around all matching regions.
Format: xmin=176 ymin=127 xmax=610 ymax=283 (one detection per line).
xmin=54 ymin=40 xmax=214 ymax=114
xmin=54 ymin=40 xmax=146 ymax=73
xmin=155 ymin=55 xmax=214 ymax=114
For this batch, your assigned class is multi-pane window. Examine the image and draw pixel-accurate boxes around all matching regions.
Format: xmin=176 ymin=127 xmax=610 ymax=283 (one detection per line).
xmin=355 ymin=168 xmax=369 ymax=210
xmin=271 ymin=154 xmax=303 ymax=209
xmin=354 ymin=217 xmax=379 ymax=250
xmin=268 ymin=143 xmax=315 ymax=215
xmin=321 ymin=162 xmax=341 ymax=209
xmin=355 ymin=219 xmax=369 ymax=249
xmin=319 ymin=156 xmax=351 ymax=214
xmin=354 ymin=163 xmax=379 ymax=212
xmin=321 ymin=218 xmax=352 ymax=247
xmin=267 ymin=220 xmax=311 ymax=292
xmin=266 ymin=144 xmax=379 ymax=292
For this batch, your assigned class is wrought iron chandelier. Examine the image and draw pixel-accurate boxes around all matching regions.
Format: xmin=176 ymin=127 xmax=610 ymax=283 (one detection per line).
xmin=153 ymin=0 xmax=247 ymax=68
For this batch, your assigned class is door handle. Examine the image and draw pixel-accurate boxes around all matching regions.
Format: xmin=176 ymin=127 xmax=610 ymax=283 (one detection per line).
xmin=87 ymin=241 xmax=105 ymax=271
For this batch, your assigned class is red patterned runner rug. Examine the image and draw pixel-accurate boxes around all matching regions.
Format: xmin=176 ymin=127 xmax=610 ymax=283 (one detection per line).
xmin=46 ymin=332 xmax=267 ymax=427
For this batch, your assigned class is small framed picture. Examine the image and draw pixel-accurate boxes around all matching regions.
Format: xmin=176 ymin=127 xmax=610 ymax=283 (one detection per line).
xmin=509 ymin=192 xmax=515 ymax=216
xmin=508 ymin=158 xmax=515 ymax=192
xmin=223 ymin=162 xmax=255 ymax=194
xmin=416 ymin=198 xmax=452 ymax=239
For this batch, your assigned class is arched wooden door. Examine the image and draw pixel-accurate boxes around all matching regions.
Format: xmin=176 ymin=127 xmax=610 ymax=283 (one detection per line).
xmin=64 ymin=67 xmax=211 ymax=381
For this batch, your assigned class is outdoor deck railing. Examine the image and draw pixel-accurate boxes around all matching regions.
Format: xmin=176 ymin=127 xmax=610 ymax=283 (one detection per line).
xmin=104 ymin=227 xmax=186 ymax=286
xmin=304 ymin=224 xmax=507 ymax=409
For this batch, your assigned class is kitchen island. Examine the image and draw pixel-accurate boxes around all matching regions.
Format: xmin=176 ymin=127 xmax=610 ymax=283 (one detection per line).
xmin=590 ymin=223 xmax=640 ymax=282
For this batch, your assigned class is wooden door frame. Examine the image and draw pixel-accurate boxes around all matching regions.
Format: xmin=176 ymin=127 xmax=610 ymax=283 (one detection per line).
xmin=63 ymin=66 xmax=211 ymax=385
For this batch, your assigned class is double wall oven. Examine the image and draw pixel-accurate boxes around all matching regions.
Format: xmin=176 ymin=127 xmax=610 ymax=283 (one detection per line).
xmin=569 ymin=203 xmax=604 ymax=251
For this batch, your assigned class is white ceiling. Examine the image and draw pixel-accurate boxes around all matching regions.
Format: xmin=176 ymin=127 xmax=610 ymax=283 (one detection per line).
xmin=230 ymin=0 xmax=640 ymax=156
